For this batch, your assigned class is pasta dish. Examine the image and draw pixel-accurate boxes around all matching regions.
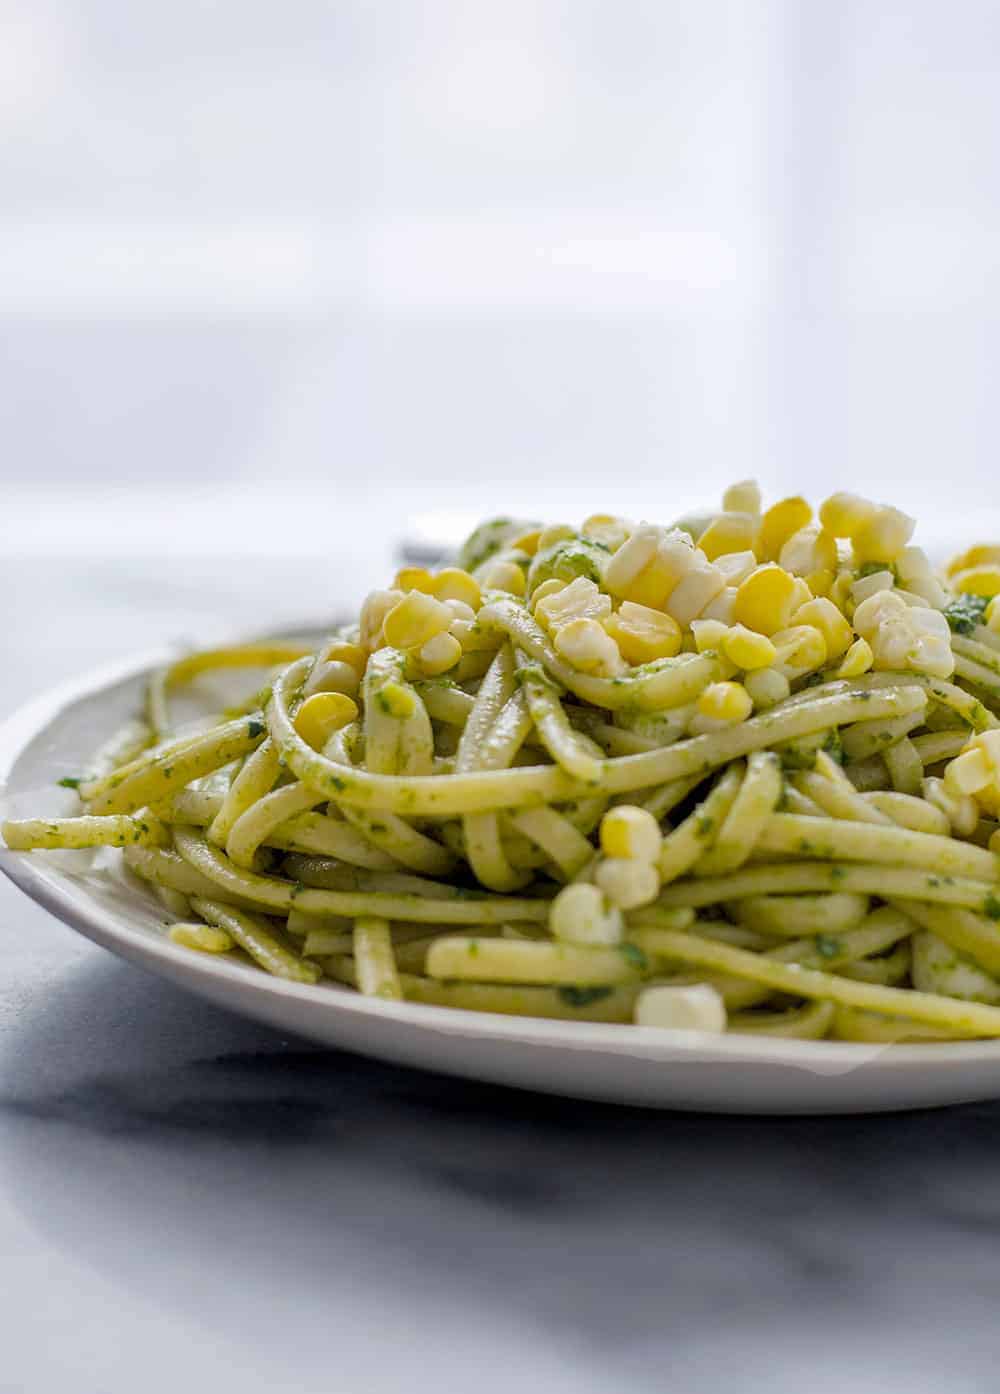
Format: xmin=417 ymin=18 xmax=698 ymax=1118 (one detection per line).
xmin=7 ymin=482 xmax=1000 ymax=1043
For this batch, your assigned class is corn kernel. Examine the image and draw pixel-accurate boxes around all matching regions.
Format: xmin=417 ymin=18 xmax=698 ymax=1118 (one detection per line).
xmin=715 ymin=549 xmax=758 ymax=586
xmin=393 ymin=566 xmax=436 ymax=593
xmin=537 ymin=523 xmax=576 ymax=550
xmin=553 ymin=618 xmax=624 ymax=677
xmin=360 ymin=588 xmax=405 ymax=650
xmin=602 ymin=601 xmax=681 ymax=664
xmin=771 ymin=624 xmax=827 ymax=673
xmin=851 ymin=505 xmax=915 ymax=564
xmin=169 ymin=923 xmax=234 ymax=954
xmin=792 ymin=597 xmax=853 ymax=660
xmin=945 ymin=746 xmax=991 ymax=796
xmin=549 ymin=882 xmax=623 ymax=946
xmin=924 ymin=776 xmax=979 ymax=836
xmin=635 ymin=983 xmax=727 ymax=1032
xmin=535 ymin=576 xmax=611 ymax=633
xmin=721 ymin=479 xmax=762 ymax=515
xmin=837 ymin=637 xmax=874 ymax=678
xmin=530 ymin=577 xmax=567 ymax=609
xmin=294 ymin=692 xmax=359 ymax=750
xmin=665 ymin=561 xmax=725 ymax=626
xmin=481 ymin=559 xmax=526 ymax=596
xmin=603 ymin=525 xmax=663 ymax=598
xmin=819 ymin=491 xmax=878 ymax=538
xmin=952 ymin=565 xmax=1000 ymax=598
xmin=732 ymin=564 xmax=798 ymax=635
xmin=697 ymin=512 xmax=758 ymax=562
xmin=779 ymin=524 xmax=837 ymax=577
xmin=374 ymin=681 xmax=416 ymax=719
xmin=324 ymin=641 xmax=367 ymax=676
xmin=722 ymin=624 xmax=777 ymax=670
xmin=829 ymin=570 xmax=855 ymax=613
xmin=806 ymin=568 xmax=835 ymax=598
xmin=758 ymin=497 xmax=813 ymax=561
xmin=697 ymin=681 xmax=753 ymax=724
xmin=449 ymin=617 xmax=500 ymax=652
xmin=383 ymin=590 xmax=453 ymax=650
xmin=743 ymin=667 xmax=790 ymax=708
xmin=509 ymin=529 xmax=542 ymax=556
xmin=622 ymin=557 xmax=675 ymax=609
xmin=306 ymin=659 xmax=361 ymax=698
xmin=595 ymin=856 xmax=661 ymax=910
xmin=690 ymin=618 xmax=729 ymax=653
xmin=432 ymin=567 xmax=482 ymax=609
xmin=417 ymin=631 xmax=462 ymax=676
xmin=701 ymin=588 xmax=737 ymax=624
xmin=987 ymin=596 xmax=1000 ymax=633
xmin=600 ymin=804 xmax=663 ymax=862
xmin=946 ymin=543 xmax=1000 ymax=578
xmin=582 ymin=513 xmax=632 ymax=550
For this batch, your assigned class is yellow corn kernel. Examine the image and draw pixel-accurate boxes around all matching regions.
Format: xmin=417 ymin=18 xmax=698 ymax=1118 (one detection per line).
xmin=432 ymin=567 xmax=482 ymax=609
xmin=553 ymin=618 xmax=624 ymax=676
xmin=360 ymin=588 xmax=405 ymax=650
xmin=792 ymin=596 xmax=853 ymax=660
xmin=722 ymin=479 xmax=762 ymax=515
xmin=169 ymin=923 xmax=235 ymax=954
xmin=721 ymin=624 xmax=777 ymax=670
xmin=582 ymin=513 xmax=632 ymax=550
xmin=779 ymin=524 xmax=837 ymax=577
xmin=837 ymin=637 xmax=874 ymax=678
xmin=952 ymin=565 xmax=1000 ymax=598
xmin=509 ymin=529 xmax=542 ymax=557
xmin=697 ymin=511 xmax=758 ymax=562
xmin=771 ymin=624 xmax=827 ymax=673
xmin=621 ymin=559 xmax=674 ymax=609
xmin=829 ymin=570 xmax=855 ymax=613
xmin=944 ymin=746 xmax=991 ymax=797
xmin=530 ymin=576 xmax=567 ymax=609
xmin=743 ymin=666 xmax=790 ymax=708
xmin=393 ymin=566 xmax=436 ymax=594
xmin=416 ymin=631 xmax=462 ymax=676
xmin=805 ymin=568 xmax=835 ymax=598
xmin=594 ymin=856 xmax=661 ymax=910
xmin=294 ymin=692 xmax=359 ymax=749
xmin=535 ymin=576 xmax=611 ymax=633
xmin=819 ymin=492 xmax=878 ymax=538
xmin=537 ymin=523 xmax=576 ymax=549
xmin=732 ymin=564 xmax=798 ymax=635
xmin=324 ymin=641 xmax=367 ymax=676
xmin=697 ymin=681 xmax=753 ymax=724
xmin=757 ymin=497 xmax=813 ymax=561
xmin=946 ymin=543 xmax=1000 ymax=578
xmin=602 ymin=602 xmax=681 ymax=665
xmin=603 ymin=526 xmax=663 ymax=598
xmin=690 ymin=618 xmax=730 ymax=653
xmin=850 ymin=506 xmax=915 ymax=564
xmin=481 ymin=559 xmax=526 ymax=596
xmin=383 ymin=590 xmax=453 ymax=650
xmin=600 ymin=804 xmax=663 ymax=862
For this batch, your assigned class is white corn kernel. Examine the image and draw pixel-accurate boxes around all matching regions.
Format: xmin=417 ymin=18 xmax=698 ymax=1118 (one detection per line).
xmin=595 ymin=857 xmax=661 ymax=910
xmin=714 ymin=550 xmax=758 ymax=587
xmin=549 ymin=882 xmax=624 ymax=946
xmin=634 ymin=984 xmax=727 ymax=1033
xmin=535 ymin=576 xmax=611 ymax=633
xmin=603 ymin=524 xmax=663 ymax=597
xmin=665 ymin=561 xmax=726 ymax=626
xmin=360 ymin=588 xmax=405 ymax=650
xmin=721 ymin=479 xmax=762 ymax=515
xmin=851 ymin=570 xmax=895 ymax=605
xmin=553 ymin=618 xmax=625 ymax=677
xmin=743 ymin=667 xmax=791 ymax=708
xmin=417 ymin=631 xmax=462 ymax=676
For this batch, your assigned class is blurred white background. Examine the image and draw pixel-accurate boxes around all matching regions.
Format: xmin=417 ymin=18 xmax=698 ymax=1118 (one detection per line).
xmin=1 ymin=0 xmax=999 ymax=568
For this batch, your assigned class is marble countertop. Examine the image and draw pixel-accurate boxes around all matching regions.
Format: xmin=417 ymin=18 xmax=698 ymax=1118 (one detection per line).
xmin=3 ymin=534 xmax=1000 ymax=1394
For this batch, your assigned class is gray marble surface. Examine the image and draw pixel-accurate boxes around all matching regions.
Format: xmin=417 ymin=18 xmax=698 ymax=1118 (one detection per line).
xmin=3 ymin=547 xmax=1000 ymax=1394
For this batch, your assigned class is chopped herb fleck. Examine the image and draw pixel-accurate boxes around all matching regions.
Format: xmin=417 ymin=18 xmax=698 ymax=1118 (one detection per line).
xmin=57 ymin=776 xmax=83 ymax=790
xmin=944 ymin=593 xmax=989 ymax=636
xmin=621 ymin=943 xmax=649 ymax=971
xmin=984 ymin=894 xmax=1000 ymax=921
xmin=558 ymin=986 xmax=613 ymax=1007
xmin=247 ymin=720 xmax=266 ymax=739
xmin=830 ymin=867 xmax=847 ymax=881
xmin=815 ymin=934 xmax=841 ymax=960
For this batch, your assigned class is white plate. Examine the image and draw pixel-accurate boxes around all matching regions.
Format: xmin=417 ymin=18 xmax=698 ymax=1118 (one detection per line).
xmin=4 ymin=647 xmax=1000 ymax=1115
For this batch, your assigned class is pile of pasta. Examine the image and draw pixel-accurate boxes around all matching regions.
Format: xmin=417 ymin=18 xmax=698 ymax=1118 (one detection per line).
xmin=12 ymin=481 xmax=1000 ymax=1041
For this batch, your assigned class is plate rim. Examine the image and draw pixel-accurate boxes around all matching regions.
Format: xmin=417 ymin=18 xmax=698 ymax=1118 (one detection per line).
xmin=4 ymin=643 xmax=1000 ymax=1074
